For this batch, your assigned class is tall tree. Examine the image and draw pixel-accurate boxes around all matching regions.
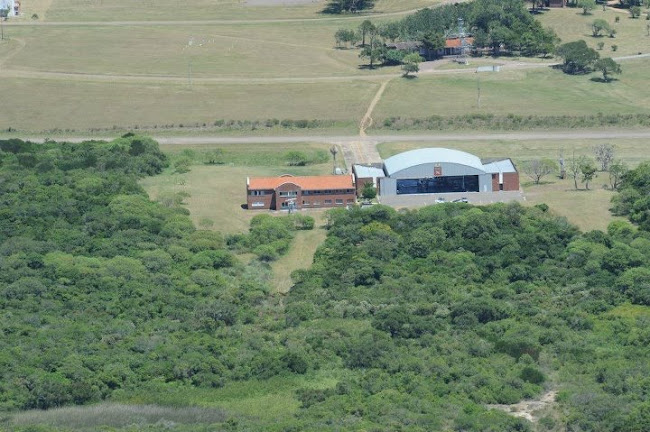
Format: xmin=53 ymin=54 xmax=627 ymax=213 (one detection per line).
xmin=593 ymin=143 xmax=615 ymax=171
xmin=580 ymin=157 xmax=597 ymax=190
xmin=359 ymin=20 xmax=376 ymax=46
xmin=608 ymin=160 xmax=628 ymax=190
xmin=556 ymin=40 xmax=600 ymax=74
xmin=594 ymin=57 xmax=622 ymax=82
xmin=521 ymin=159 xmax=559 ymax=184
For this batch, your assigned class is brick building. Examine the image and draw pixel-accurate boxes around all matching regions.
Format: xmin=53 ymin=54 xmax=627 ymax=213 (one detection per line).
xmin=246 ymin=174 xmax=356 ymax=210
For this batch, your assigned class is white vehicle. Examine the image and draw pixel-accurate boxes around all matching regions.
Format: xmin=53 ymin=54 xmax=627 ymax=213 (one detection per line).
xmin=435 ymin=197 xmax=446 ymax=204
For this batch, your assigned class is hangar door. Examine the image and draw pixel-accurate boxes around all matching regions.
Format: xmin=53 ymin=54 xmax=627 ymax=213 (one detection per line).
xmin=396 ymin=175 xmax=479 ymax=195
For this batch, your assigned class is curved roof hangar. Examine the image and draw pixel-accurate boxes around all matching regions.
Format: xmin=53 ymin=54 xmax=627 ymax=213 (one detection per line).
xmin=383 ymin=148 xmax=486 ymax=176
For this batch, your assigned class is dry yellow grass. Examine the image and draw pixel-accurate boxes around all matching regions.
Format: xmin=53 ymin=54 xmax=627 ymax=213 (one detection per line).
xmin=537 ymin=7 xmax=650 ymax=57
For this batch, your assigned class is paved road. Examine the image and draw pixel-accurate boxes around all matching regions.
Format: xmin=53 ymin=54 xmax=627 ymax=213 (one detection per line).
xmin=25 ymin=130 xmax=650 ymax=145
xmin=24 ymin=129 xmax=650 ymax=168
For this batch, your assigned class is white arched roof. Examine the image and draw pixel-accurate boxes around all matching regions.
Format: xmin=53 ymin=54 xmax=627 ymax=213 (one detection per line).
xmin=383 ymin=148 xmax=486 ymax=176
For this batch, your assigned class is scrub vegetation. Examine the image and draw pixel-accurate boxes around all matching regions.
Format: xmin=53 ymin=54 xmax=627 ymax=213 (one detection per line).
xmin=1 ymin=137 xmax=649 ymax=432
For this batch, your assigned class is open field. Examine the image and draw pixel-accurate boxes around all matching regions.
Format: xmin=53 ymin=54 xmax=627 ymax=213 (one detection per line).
xmin=373 ymin=58 xmax=650 ymax=121
xmin=378 ymin=138 xmax=647 ymax=231
xmin=140 ymin=143 xmax=335 ymax=234
xmin=0 ymin=78 xmax=376 ymax=131
xmin=271 ymin=212 xmax=328 ymax=293
xmin=34 ymin=0 xmax=439 ymax=21
xmin=3 ymin=23 xmax=402 ymax=78
xmin=537 ymin=7 xmax=650 ymax=57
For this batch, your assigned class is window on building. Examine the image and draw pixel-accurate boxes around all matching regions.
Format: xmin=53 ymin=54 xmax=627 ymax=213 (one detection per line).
xmin=279 ymin=191 xmax=298 ymax=197
xmin=250 ymin=190 xmax=266 ymax=196
xmin=324 ymin=200 xmax=332 ymax=205
xmin=302 ymin=201 xmax=310 ymax=206
xmin=335 ymin=199 xmax=343 ymax=205
xmin=251 ymin=201 xmax=265 ymax=207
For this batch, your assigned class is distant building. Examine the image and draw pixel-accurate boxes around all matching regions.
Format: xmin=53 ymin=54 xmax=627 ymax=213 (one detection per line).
xmin=546 ymin=0 xmax=567 ymax=7
xmin=352 ymin=164 xmax=385 ymax=196
xmin=246 ymin=174 xmax=356 ymax=210
xmin=378 ymin=148 xmax=519 ymax=196
xmin=385 ymin=37 xmax=475 ymax=61
xmin=0 ymin=0 xmax=19 ymax=16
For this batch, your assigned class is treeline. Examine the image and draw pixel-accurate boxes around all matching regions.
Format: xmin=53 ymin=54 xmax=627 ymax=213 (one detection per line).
xmin=335 ymin=0 xmax=559 ymax=66
xmin=2 ymin=136 xmax=649 ymax=431
xmin=380 ymin=113 xmax=650 ymax=131
xmin=0 ymin=137 xmax=304 ymax=415
xmin=285 ymin=200 xmax=650 ymax=430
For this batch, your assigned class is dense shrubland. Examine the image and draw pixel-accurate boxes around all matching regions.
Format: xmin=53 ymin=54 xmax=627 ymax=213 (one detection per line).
xmin=1 ymin=137 xmax=649 ymax=431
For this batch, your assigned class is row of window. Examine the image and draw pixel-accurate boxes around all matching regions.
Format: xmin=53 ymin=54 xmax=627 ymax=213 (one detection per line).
xmin=250 ymin=189 xmax=355 ymax=197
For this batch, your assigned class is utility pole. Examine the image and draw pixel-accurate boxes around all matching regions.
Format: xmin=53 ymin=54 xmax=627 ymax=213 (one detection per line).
xmin=0 ymin=8 xmax=8 ymax=41
xmin=476 ymin=73 xmax=481 ymax=109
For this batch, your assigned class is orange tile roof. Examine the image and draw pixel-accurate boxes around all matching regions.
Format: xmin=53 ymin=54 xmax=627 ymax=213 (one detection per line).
xmin=248 ymin=175 xmax=354 ymax=191
xmin=445 ymin=37 xmax=474 ymax=48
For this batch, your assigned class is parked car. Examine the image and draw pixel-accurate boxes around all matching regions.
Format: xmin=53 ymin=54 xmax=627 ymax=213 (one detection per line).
xmin=453 ymin=197 xmax=469 ymax=203
xmin=435 ymin=197 xmax=446 ymax=204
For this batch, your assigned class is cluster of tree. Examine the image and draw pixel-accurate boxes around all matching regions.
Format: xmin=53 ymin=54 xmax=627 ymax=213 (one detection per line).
xmin=2 ymin=136 xmax=649 ymax=431
xmin=323 ymin=0 xmax=374 ymax=14
xmin=399 ymin=0 xmax=559 ymax=56
xmin=611 ymin=161 xmax=650 ymax=230
xmin=0 ymin=137 xmax=305 ymax=414
xmin=335 ymin=0 xmax=561 ymax=70
xmin=284 ymin=201 xmax=650 ymax=430
xmin=555 ymin=40 xmax=622 ymax=81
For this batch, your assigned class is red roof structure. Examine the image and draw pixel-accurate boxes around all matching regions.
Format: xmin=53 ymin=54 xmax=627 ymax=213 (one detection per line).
xmin=248 ymin=175 xmax=354 ymax=191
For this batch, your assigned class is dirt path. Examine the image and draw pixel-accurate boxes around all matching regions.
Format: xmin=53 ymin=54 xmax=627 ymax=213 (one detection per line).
xmin=360 ymin=79 xmax=390 ymax=137
xmin=487 ymin=390 xmax=557 ymax=423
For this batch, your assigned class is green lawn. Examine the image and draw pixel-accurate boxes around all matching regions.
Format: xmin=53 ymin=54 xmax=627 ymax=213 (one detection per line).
xmin=372 ymin=58 xmax=650 ymax=121
xmin=140 ymin=143 xmax=335 ymax=235
xmin=537 ymin=7 xmax=650 ymax=57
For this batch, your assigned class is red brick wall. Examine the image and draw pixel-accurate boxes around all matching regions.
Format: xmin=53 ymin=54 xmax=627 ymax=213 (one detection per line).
xmin=502 ymin=172 xmax=520 ymax=191
xmin=491 ymin=174 xmax=499 ymax=192
xmin=247 ymin=184 xmax=356 ymax=210
xmin=247 ymin=189 xmax=274 ymax=210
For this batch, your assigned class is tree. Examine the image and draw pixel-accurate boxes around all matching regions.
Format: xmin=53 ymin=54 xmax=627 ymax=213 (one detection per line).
xmin=323 ymin=0 xmax=375 ymax=14
xmin=608 ymin=160 xmax=628 ymax=190
xmin=334 ymin=28 xmax=359 ymax=48
xmin=379 ymin=22 xmax=400 ymax=42
xmin=578 ymin=0 xmax=596 ymax=14
xmin=521 ymin=159 xmax=559 ymax=184
xmin=556 ymin=40 xmax=600 ymax=74
xmin=569 ymin=151 xmax=583 ymax=190
xmin=361 ymin=182 xmax=377 ymax=199
xmin=359 ymin=20 xmax=376 ymax=47
xmin=594 ymin=57 xmax=622 ymax=82
xmin=421 ymin=31 xmax=445 ymax=54
xmin=630 ymin=6 xmax=642 ymax=18
xmin=591 ymin=19 xmax=611 ymax=37
xmin=598 ymin=41 xmax=605 ymax=50
xmin=359 ymin=29 xmax=382 ymax=69
xmin=401 ymin=53 xmax=423 ymax=77
xmin=593 ymin=143 xmax=615 ymax=171
xmin=580 ymin=157 xmax=597 ymax=190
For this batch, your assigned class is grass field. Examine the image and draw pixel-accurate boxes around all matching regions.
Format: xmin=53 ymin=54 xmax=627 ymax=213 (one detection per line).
xmin=0 ymin=78 xmax=376 ymax=131
xmin=271 ymin=212 xmax=328 ymax=293
xmin=4 ymin=23 xmax=401 ymax=78
xmin=378 ymin=138 xmax=647 ymax=231
xmin=35 ymin=0 xmax=439 ymax=21
xmin=140 ymin=143 xmax=335 ymax=234
xmin=537 ymin=7 xmax=650 ymax=57
xmin=373 ymin=58 xmax=650 ymax=121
